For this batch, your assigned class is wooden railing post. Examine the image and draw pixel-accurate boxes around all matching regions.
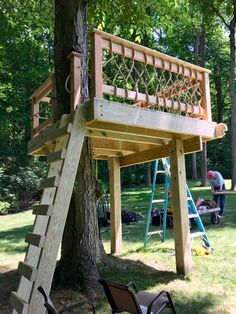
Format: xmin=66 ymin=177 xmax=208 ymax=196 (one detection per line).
xmin=68 ymin=52 xmax=81 ymax=112
xmin=32 ymin=97 xmax=39 ymax=137
xmin=51 ymin=74 xmax=58 ymax=122
xmin=91 ymin=31 xmax=103 ymax=99
xmin=200 ymin=72 xmax=212 ymax=121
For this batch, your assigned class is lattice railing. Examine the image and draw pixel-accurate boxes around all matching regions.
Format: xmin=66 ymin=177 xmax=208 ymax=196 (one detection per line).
xmin=91 ymin=29 xmax=212 ymax=121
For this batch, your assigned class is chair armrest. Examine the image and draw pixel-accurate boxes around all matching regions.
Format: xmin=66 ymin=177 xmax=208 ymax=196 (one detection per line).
xmin=127 ymin=282 xmax=138 ymax=293
xmin=59 ymin=300 xmax=95 ymax=314
xmin=147 ymin=291 xmax=170 ymax=314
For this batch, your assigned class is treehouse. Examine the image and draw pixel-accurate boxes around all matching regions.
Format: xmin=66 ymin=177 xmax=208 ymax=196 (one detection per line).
xmin=10 ymin=30 xmax=227 ymax=314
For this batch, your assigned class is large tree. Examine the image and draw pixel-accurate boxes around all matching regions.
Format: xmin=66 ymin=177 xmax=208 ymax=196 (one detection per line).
xmin=54 ymin=0 xmax=107 ymax=292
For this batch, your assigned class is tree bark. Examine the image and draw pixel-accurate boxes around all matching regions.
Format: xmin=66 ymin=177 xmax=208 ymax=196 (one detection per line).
xmin=214 ymin=74 xmax=224 ymax=123
xmin=229 ymin=1 xmax=236 ymax=190
xmin=54 ymin=0 xmax=107 ymax=293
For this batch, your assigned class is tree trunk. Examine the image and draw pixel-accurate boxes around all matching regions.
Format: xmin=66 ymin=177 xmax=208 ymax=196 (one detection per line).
xmin=54 ymin=0 xmax=106 ymax=293
xmin=229 ymin=1 xmax=236 ymax=190
xmin=200 ymin=142 xmax=208 ymax=186
xmin=191 ymin=154 xmax=198 ymax=180
xmin=214 ymin=74 xmax=224 ymax=123
xmin=146 ymin=162 xmax=152 ymax=187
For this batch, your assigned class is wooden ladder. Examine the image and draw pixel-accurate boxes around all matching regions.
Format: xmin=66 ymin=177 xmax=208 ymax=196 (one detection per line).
xmin=10 ymin=106 xmax=86 ymax=314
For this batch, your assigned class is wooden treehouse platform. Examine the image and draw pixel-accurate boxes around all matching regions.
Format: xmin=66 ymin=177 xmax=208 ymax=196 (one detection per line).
xmin=11 ymin=29 xmax=227 ymax=314
xmin=29 ymin=29 xmax=226 ymax=162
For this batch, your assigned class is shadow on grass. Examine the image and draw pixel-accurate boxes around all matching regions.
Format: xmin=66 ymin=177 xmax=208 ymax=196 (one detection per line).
xmin=174 ymin=291 xmax=218 ymax=314
xmin=0 ymin=224 xmax=33 ymax=255
xmin=0 ymin=269 xmax=19 ymax=314
xmin=101 ymin=255 xmax=178 ymax=290
xmin=100 ymin=255 xmax=218 ymax=314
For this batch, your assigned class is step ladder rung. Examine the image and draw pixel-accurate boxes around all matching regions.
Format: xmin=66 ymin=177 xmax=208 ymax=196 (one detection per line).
xmin=187 ymin=197 xmax=193 ymax=201
xmin=152 ymin=199 xmax=164 ymax=203
xmin=148 ymin=230 xmax=163 ymax=236
xmin=156 ymin=170 xmax=165 ymax=174
xmin=25 ymin=232 xmax=46 ymax=248
xmin=10 ymin=291 xmax=28 ymax=314
xmin=33 ymin=204 xmax=53 ymax=216
xmin=18 ymin=261 xmax=37 ymax=281
xmin=188 ymin=214 xmax=198 ymax=219
xmin=46 ymin=149 xmax=67 ymax=163
xmin=190 ymin=231 xmax=205 ymax=239
xmin=39 ymin=175 xmax=60 ymax=189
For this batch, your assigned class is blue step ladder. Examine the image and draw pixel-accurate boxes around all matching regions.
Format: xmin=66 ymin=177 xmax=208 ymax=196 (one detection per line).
xmin=144 ymin=158 xmax=211 ymax=248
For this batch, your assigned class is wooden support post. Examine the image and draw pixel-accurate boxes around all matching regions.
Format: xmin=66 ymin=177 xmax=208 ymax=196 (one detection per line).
xmin=68 ymin=52 xmax=81 ymax=112
xmin=91 ymin=31 xmax=103 ymax=98
xmin=200 ymin=72 xmax=212 ymax=122
xmin=108 ymin=157 xmax=122 ymax=254
xmin=169 ymin=139 xmax=192 ymax=275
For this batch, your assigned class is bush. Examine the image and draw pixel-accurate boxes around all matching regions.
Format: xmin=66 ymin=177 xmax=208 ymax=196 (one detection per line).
xmin=0 ymin=201 xmax=10 ymax=214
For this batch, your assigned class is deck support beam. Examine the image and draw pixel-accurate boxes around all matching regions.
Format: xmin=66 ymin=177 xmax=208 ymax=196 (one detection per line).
xmin=108 ymin=157 xmax=122 ymax=254
xmin=169 ymin=139 xmax=192 ymax=275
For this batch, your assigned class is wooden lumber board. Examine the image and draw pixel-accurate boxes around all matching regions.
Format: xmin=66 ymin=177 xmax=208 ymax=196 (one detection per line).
xmin=103 ymin=84 xmax=205 ymax=117
xmin=10 ymin=292 xmax=28 ymax=314
xmin=109 ymin=157 xmax=122 ymax=254
xmin=92 ymin=29 xmax=210 ymax=78
xmin=27 ymin=105 xmax=86 ymax=313
xmin=86 ymin=118 xmax=190 ymax=141
xmin=169 ymin=139 xmax=192 ymax=275
xmin=120 ymin=136 xmax=202 ymax=167
xmin=31 ymin=75 xmax=53 ymax=103
xmin=87 ymin=127 xmax=166 ymax=145
xmin=214 ymin=191 xmax=236 ymax=195
xmin=90 ymin=138 xmax=157 ymax=153
xmin=88 ymin=99 xmax=217 ymax=139
xmin=13 ymin=114 xmax=72 ymax=307
xmin=28 ymin=121 xmax=73 ymax=154
xmin=46 ymin=149 xmax=67 ymax=163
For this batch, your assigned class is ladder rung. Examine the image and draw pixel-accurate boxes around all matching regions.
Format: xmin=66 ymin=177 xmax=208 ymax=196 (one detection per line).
xmin=46 ymin=149 xmax=67 ymax=163
xmin=156 ymin=170 xmax=165 ymax=174
xmin=39 ymin=176 xmax=60 ymax=189
xmin=10 ymin=291 xmax=28 ymax=314
xmin=190 ymin=232 xmax=205 ymax=239
xmin=18 ymin=261 xmax=37 ymax=281
xmin=152 ymin=200 xmax=164 ymax=203
xmin=25 ymin=233 xmax=46 ymax=248
xmin=188 ymin=214 xmax=198 ymax=219
xmin=32 ymin=204 xmax=53 ymax=216
xmin=148 ymin=230 xmax=163 ymax=235
xmin=187 ymin=197 xmax=193 ymax=201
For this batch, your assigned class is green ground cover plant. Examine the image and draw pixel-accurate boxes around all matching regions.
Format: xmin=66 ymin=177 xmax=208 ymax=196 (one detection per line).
xmin=0 ymin=180 xmax=235 ymax=313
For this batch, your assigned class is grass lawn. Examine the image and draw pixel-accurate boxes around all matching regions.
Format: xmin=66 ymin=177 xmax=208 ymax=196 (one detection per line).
xmin=1 ymin=180 xmax=236 ymax=313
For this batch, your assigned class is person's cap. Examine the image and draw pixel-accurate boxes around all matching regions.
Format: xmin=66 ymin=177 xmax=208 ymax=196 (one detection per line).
xmin=207 ymin=170 xmax=214 ymax=179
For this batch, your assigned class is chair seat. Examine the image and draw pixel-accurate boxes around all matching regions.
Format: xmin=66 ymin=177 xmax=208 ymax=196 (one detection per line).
xmin=137 ymin=291 xmax=169 ymax=313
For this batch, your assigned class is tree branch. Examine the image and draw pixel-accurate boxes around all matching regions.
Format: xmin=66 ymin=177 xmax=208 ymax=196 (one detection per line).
xmin=211 ymin=4 xmax=230 ymax=29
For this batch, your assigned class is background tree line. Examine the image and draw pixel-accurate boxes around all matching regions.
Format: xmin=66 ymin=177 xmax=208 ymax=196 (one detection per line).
xmin=0 ymin=0 xmax=233 ymax=208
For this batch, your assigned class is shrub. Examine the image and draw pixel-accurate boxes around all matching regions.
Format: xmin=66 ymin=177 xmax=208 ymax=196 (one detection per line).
xmin=0 ymin=201 xmax=10 ymax=214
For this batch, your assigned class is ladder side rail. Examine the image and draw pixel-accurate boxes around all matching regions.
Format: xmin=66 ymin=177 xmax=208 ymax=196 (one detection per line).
xmin=186 ymin=185 xmax=211 ymax=248
xmin=161 ymin=170 xmax=170 ymax=242
xmin=144 ymin=160 xmax=158 ymax=246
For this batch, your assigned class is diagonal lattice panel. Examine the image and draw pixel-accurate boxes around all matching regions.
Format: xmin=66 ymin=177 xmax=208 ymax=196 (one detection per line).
xmin=102 ymin=50 xmax=203 ymax=115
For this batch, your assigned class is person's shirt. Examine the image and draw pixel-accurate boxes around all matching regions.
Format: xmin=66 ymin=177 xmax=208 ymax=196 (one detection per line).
xmin=209 ymin=171 xmax=225 ymax=190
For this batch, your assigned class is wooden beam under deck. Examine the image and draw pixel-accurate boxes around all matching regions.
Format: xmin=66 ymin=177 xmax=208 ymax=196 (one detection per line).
xmin=29 ymin=98 xmax=227 ymax=161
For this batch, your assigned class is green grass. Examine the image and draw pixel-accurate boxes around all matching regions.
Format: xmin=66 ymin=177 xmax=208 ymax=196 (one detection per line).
xmin=1 ymin=181 xmax=236 ymax=313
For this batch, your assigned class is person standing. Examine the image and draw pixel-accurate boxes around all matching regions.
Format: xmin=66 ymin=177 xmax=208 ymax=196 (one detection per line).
xmin=207 ymin=170 xmax=226 ymax=218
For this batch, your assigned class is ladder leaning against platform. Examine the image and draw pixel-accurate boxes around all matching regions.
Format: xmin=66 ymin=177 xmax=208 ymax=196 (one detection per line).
xmin=144 ymin=158 xmax=211 ymax=248
xmin=10 ymin=106 xmax=86 ymax=314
